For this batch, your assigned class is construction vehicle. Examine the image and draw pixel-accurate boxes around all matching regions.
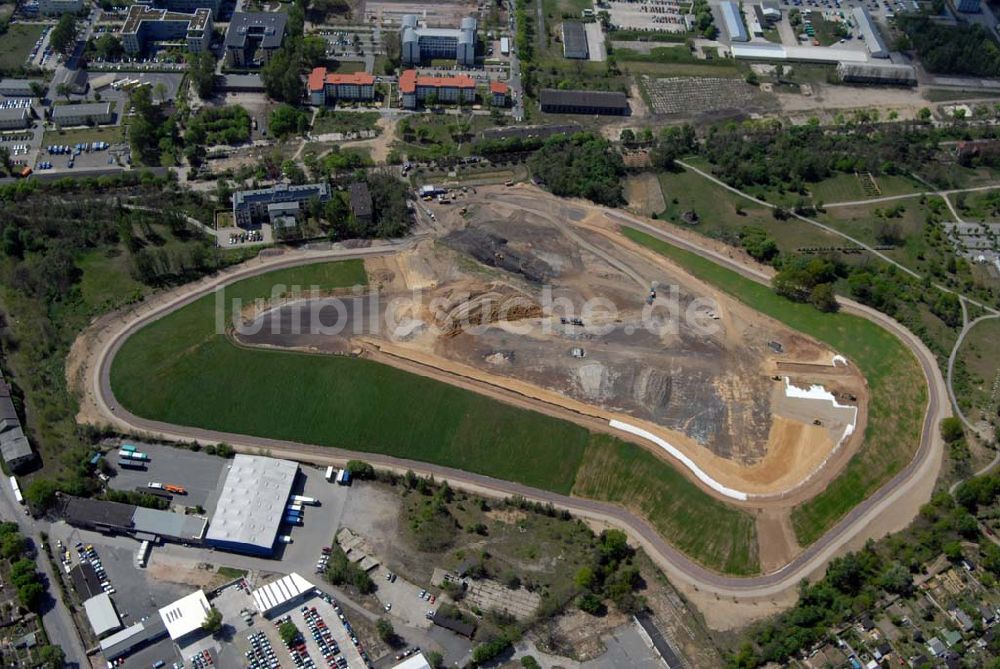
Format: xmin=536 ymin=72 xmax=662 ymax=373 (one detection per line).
xmin=163 ymin=484 xmax=186 ymax=495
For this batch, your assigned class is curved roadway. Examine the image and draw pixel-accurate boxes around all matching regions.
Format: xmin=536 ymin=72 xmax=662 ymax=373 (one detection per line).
xmin=85 ymin=214 xmax=947 ymax=602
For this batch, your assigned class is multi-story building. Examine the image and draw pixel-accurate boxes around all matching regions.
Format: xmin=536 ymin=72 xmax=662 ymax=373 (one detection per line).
xmin=51 ymin=102 xmax=113 ymax=126
xmin=306 ymin=67 xmax=375 ymax=105
xmin=399 ymin=69 xmax=476 ymax=108
xmin=0 ymin=108 xmax=33 ymax=130
xmin=139 ymin=0 xmax=221 ymax=17
xmin=400 ymin=15 xmax=477 ymax=67
xmin=232 ymin=183 xmax=332 ymax=228
xmin=489 ymin=80 xmax=509 ymax=107
xmin=0 ymin=79 xmax=45 ymax=97
xmin=37 ymin=0 xmax=84 ymax=15
xmin=121 ymin=5 xmax=213 ymax=55
xmin=224 ymin=12 xmax=287 ymax=67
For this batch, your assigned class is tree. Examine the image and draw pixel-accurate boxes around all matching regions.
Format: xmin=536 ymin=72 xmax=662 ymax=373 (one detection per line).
xmin=577 ymin=592 xmax=605 ymax=615
xmin=262 ymin=44 xmax=304 ymax=103
xmin=17 ymin=581 xmax=45 ymax=611
xmin=521 ymin=658 xmax=541 ymax=669
xmin=270 ymin=104 xmax=310 ymax=138
xmin=619 ymin=128 xmax=635 ymax=145
xmin=1 ymin=532 xmax=27 ymax=559
xmin=879 ymin=562 xmax=913 ymax=596
xmin=0 ymin=146 xmax=10 ymax=176
xmin=301 ymin=35 xmax=328 ymax=67
xmin=808 ymin=283 xmax=838 ymax=312
xmin=37 ymin=645 xmax=66 ymax=668
xmin=376 ymin=617 xmax=395 ymax=643
xmin=50 ymin=13 xmax=77 ymax=54
xmin=29 ymin=81 xmax=46 ymax=99
xmin=153 ymin=81 xmax=168 ymax=103
xmin=941 ymin=417 xmax=965 ymax=443
xmin=279 ymin=621 xmax=299 ymax=645
xmin=55 ymin=83 xmax=71 ymax=102
xmin=201 ymin=606 xmax=223 ymax=633
xmin=94 ymin=33 xmax=123 ymax=60
xmin=917 ymin=107 xmax=932 ymax=122
xmin=188 ymin=51 xmax=217 ymax=98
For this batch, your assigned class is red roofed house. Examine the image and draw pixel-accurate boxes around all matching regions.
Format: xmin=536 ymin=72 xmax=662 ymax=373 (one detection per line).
xmin=308 ymin=67 xmax=375 ymax=106
xmin=489 ymin=81 xmax=508 ymax=107
xmin=399 ymin=69 xmax=476 ymax=109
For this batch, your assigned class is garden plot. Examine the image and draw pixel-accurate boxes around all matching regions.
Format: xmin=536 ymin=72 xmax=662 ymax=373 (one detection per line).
xmin=641 ymin=76 xmax=772 ymax=116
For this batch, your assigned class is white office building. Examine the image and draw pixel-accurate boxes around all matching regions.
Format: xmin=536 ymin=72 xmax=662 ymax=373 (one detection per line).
xmin=401 ymin=15 xmax=477 ymax=67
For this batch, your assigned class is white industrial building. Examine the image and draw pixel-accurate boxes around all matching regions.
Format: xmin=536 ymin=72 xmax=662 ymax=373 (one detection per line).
xmin=392 ymin=653 xmax=433 ymax=669
xmin=158 ymin=590 xmax=211 ymax=641
xmin=251 ymin=573 xmax=316 ymax=617
xmin=730 ymin=42 xmax=868 ymax=62
xmin=83 ymin=593 xmax=123 ymax=639
xmin=204 ymin=454 xmax=299 ymax=555
xmin=401 ymin=14 xmax=477 ymax=67
xmin=852 ymin=7 xmax=888 ymax=58
xmin=720 ymin=1 xmax=748 ymax=42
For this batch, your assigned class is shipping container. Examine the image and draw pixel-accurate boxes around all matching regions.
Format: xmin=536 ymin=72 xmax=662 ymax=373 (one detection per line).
xmin=9 ymin=476 xmax=23 ymax=504
xmin=118 ymin=459 xmax=146 ymax=470
xmin=290 ymin=495 xmax=317 ymax=505
xmin=121 ymin=444 xmax=137 ymax=452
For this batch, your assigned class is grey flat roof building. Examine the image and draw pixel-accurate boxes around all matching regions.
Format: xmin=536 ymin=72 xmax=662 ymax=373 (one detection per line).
xmin=0 ymin=79 xmax=44 ymax=96
xmin=232 ymin=182 xmax=331 ymax=227
xmin=0 ymin=382 xmax=34 ymax=471
xmin=539 ymin=89 xmax=629 ymax=115
xmin=84 ymin=593 xmax=122 ymax=638
xmin=852 ymin=7 xmax=888 ymax=58
xmin=349 ymin=181 xmax=373 ymax=221
xmin=561 ymin=22 xmax=589 ymax=59
xmin=205 ymin=454 xmax=298 ymax=555
xmin=132 ymin=507 xmax=207 ymax=542
xmin=225 ymin=12 xmax=287 ymax=67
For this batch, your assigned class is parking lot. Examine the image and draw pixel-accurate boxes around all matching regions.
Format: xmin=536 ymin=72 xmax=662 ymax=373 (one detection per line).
xmin=372 ymin=566 xmax=437 ymax=630
xmin=277 ymin=595 xmax=368 ymax=669
xmin=107 ymin=442 xmax=229 ymax=511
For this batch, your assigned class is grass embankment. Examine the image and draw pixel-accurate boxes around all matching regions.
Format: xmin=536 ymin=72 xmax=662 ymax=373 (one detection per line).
xmin=0 ymin=24 xmax=43 ymax=70
xmin=620 ymin=228 xmax=927 ymax=547
xmin=111 ymin=259 xmax=759 ymax=573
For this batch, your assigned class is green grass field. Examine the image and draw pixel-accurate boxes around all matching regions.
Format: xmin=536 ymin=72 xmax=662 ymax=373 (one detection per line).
xmin=807 ymin=173 xmax=923 ymax=204
xmin=110 ymin=259 xmax=760 ymax=574
xmin=0 ymin=24 xmax=43 ymax=71
xmin=620 ymin=228 xmax=927 ymax=546
xmin=657 ymin=169 xmax=843 ymax=253
xmin=572 ymin=436 xmax=759 ymax=575
xmin=311 ymin=111 xmax=380 ymax=136
xmin=42 ymin=126 xmax=127 ymax=147
xmin=955 ymin=317 xmax=1000 ymax=423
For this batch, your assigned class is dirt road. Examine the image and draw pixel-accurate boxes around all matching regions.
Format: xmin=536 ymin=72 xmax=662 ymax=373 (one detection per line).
xmin=73 ymin=193 xmax=947 ymax=630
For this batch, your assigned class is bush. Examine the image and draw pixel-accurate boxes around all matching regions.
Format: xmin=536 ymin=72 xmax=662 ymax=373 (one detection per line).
xmin=941 ymin=417 xmax=965 ymax=443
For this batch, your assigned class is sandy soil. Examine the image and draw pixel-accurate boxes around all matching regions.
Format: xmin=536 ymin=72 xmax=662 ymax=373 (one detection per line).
xmin=624 ymin=173 xmax=667 ymax=217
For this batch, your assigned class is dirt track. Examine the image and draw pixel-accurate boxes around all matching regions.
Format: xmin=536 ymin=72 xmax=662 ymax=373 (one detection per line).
xmin=69 ymin=187 xmax=947 ymax=630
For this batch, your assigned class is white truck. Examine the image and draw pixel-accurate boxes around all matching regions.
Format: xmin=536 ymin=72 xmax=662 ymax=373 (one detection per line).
xmin=325 ymin=466 xmax=335 ymax=482
xmin=290 ymin=495 xmax=318 ymax=506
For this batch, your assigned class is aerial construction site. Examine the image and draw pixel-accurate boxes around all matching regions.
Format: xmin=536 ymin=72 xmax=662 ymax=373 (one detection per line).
xmin=234 ymin=186 xmax=868 ymax=504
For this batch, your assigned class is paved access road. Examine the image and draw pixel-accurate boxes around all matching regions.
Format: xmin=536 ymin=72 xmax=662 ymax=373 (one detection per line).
xmin=83 ymin=213 xmax=947 ymax=603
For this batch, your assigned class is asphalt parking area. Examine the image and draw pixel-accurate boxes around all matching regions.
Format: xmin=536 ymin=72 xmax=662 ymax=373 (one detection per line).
xmin=372 ymin=566 xmax=436 ymax=630
xmin=108 ymin=442 xmax=228 ymax=510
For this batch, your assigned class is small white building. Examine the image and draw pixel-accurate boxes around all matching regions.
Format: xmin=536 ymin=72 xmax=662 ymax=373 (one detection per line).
xmin=158 ymin=590 xmax=211 ymax=642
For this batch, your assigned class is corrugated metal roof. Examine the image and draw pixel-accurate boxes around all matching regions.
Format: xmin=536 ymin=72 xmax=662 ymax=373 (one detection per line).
xmin=852 ymin=7 xmax=888 ymax=58
xmin=251 ymin=572 xmax=315 ymax=615
xmin=205 ymin=455 xmax=298 ymax=551
xmin=83 ymin=593 xmax=122 ymax=637
xmin=720 ymin=1 xmax=748 ymax=42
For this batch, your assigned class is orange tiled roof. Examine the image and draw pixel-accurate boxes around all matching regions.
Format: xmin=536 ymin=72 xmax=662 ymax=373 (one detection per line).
xmin=399 ymin=69 xmax=476 ymax=94
xmin=308 ymin=67 xmax=375 ymax=91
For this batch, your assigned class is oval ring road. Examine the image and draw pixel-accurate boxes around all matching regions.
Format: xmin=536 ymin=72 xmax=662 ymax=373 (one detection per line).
xmin=89 ymin=220 xmax=947 ymax=600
